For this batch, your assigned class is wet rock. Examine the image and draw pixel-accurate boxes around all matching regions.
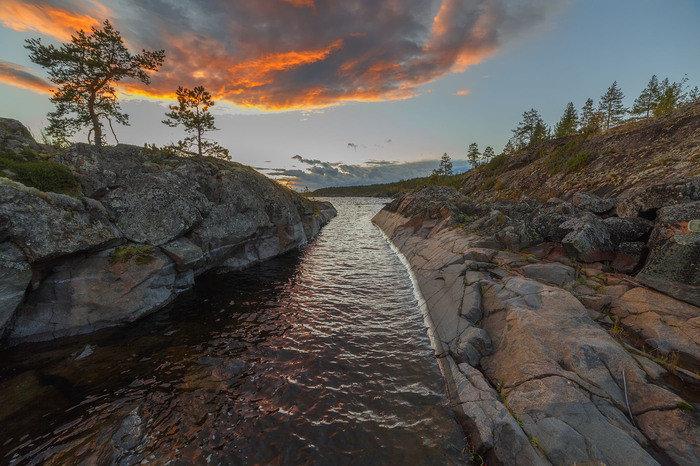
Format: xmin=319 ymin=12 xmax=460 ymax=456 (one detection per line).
xmin=560 ymin=213 xmax=614 ymax=262
xmin=0 ymin=242 xmax=31 ymax=334
xmin=8 ymin=248 xmax=183 ymax=342
xmin=197 ymin=356 xmax=246 ymax=382
xmin=161 ymin=237 xmax=205 ymax=272
xmin=573 ymin=192 xmax=617 ymax=215
xmin=520 ymin=262 xmax=576 ymax=286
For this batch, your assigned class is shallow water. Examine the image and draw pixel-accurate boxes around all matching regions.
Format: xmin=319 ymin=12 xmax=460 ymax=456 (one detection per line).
xmin=0 ymin=197 xmax=467 ymax=464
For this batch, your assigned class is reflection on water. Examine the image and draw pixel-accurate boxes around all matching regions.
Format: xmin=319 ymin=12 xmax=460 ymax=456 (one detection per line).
xmin=0 ymin=197 xmax=467 ymax=464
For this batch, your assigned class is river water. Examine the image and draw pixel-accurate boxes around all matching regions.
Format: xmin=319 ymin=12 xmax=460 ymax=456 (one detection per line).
xmin=0 ymin=197 xmax=468 ymax=465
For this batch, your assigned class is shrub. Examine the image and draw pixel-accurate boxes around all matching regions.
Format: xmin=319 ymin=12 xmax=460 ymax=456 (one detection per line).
xmin=484 ymin=153 xmax=508 ymax=173
xmin=0 ymin=149 xmax=80 ymax=196
xmin=566 ymin=152 xmax=595 ymax=173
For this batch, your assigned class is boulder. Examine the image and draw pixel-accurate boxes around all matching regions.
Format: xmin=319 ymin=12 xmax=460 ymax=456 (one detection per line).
xmin=647 ymin=201 xmax=700 ymax=252
xmin=573 ymin=192 xmax=617 ymax=215
xmin=7 ymin=246 xmax=190 ymax=343
xmin=637 ymin=233 xmax=700 ymax=306
xmin=603 ymin=217 xmax=654 ymax=244
xmin=0 ymin=242 xmax=31 ymax=334
xmin=520 ymin=262 xmax=576 ymax=286
xmin=616 ymin=177 xmax=700 ymax=218
xmin=58 ymin=144 xmax=212 ymax=246
xmin=0 ymin=180 xmax=121 ymax=262
xmin=560 ymin=213 xmax=614 ymax=262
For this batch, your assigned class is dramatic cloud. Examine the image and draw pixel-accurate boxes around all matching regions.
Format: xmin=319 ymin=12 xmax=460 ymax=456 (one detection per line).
xmin=0 ymin=0 xmax=563 ymax=110
xmin=264 ymin=155 xmax=473 ymax=190
xmin=0 ymin=61 xmax=51 ymax=94
xmin=0 ymin=0 xmax=105 ymax=41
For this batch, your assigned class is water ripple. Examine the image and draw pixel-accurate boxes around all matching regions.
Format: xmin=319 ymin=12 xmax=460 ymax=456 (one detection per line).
xmin=0 ymin=197 xmax=467 ymax=465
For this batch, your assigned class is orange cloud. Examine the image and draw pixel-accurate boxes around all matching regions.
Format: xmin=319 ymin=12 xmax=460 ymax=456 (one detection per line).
xmin=280 ymin=0 xmax=315 ymax=8
xmin=0 ymin=62 xmax=52 ymax=94
xmin=0 ymin=0 xmax=559 ymax=110
xmin=0 ymin=0 xmax=102 ymax=41
xmin=456 ymin=89 xmax=471 ymax=96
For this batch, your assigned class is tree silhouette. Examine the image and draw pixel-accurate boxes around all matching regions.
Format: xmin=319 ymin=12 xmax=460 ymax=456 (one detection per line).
xmin=163 ymin=85 xmax=229 ymax=159
xmin=432 ymin=153 xmax=453 ymax=177
xmin=632 ymin=75 xmax=660 ymax=118
xmin=467 ymin=142 xmax=481 ymax=167
xmin=554 ymin=102 xmax=578 ymax=138
xmin=598 ymin=81 xmax=626 ymax=130
xmin=25 ymin=20 xmax=164 ymax=146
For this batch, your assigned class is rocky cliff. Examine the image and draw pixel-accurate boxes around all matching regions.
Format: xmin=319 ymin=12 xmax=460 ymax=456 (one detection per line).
xmin=373 ymin=105 xmax=699 ymax=465
xmin=0 ymin=118 xmax=336 ymax=345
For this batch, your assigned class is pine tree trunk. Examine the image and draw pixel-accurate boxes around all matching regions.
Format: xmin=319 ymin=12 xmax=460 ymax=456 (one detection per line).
xmin=88 ymin=95 xmax=102 ymax=147
xmin=197 ymin=126 xmax=203 ymax=159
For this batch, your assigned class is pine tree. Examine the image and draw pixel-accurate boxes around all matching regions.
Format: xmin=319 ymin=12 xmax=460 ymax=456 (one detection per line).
xmin=483 ymin=146 xmax=495 ymax=162
xmin=688 ymin=86 xmax=700 ymax=103
xmin=502 ymin=139 xmax=515 ymax=155
xmin=598 ymin=81 xmax=627 ymax=130
xmin=632 ymin=75 xmax=660 ymax=118
xmin=512 ymin=108 xmax=544 ymax=147
xmin=432 ymin=153 xmax=453 ymax=177
xmin=653 ymin=76 xmax=688 ymax=116
xmin=467 ymin=142 xmax=481 ymax=167
xmin=163 ymin=85 xmax=229 ymax=159
xmin=579 ymin=98 xmax=602 ymax=133
xmin=554 ymin=102 xmax=578 ymax=138
xmin=25 ymin=20 xmax=165 ymax=146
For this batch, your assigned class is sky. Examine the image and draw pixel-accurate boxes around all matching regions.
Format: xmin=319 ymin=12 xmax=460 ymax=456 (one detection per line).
xmin=0 ymin=0 xmax=698 ymax=190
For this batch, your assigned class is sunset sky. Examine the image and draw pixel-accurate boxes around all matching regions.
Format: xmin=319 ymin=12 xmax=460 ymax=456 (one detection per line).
xmin=1 ymin=0 xmax=699 ymax=189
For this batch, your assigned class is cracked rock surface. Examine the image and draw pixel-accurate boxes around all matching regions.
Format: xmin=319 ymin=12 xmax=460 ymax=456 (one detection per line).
xmin=373 ymin=187 xmax=699 ymax=465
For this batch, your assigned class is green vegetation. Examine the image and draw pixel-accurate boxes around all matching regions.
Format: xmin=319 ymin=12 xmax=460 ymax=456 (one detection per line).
xmin=677 ymin=401 xmax=694 ymax=411
xmin=310 ymin=172 xmax=463 ymax=197
xmin=109 ymin=245 xmax=156 ymax=265
xmin=483 ymin=152 xmax=508 ymax=174
xmin=565 ymin=151 xmax=595 ymax=173
xmin=0 ymin=147 xmax=80 ymax=196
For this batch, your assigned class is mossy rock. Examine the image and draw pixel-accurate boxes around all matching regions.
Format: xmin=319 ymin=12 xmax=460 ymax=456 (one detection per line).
xmin=109 ymin=245 xmax=156 ymax=265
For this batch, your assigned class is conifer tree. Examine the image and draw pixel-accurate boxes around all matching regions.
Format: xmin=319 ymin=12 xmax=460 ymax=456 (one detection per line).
xmin=598 ymin=81 xmax=627 ymax=130
xmin=512 ymin=108 xmax=544 ymax=147
xmin=163 ymin=85 xmax=229 ymax=159
xmin=25 ymin=20 xmax=165 ymax=146
xmin=688 ymin=86 xmax=700 ymax=103
xmin=579 ymin=98 xmax=602 ymax=133
xmin=483 ymin=146 xmax=495 ymax=162
xmin=467 ymin=142 xmax=481 ymax=167
xmin=654 ymin=76 xmax=688 ymax=116
xmin=502 ymin=139 xmax=515 ymax=155
xmin=632 ymin=75 xmax=660 ymax=118
xmin=432 ymin=153 xmax=453 ymax=177
xmin=554 ymin=102 xmax=578 ymax=138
